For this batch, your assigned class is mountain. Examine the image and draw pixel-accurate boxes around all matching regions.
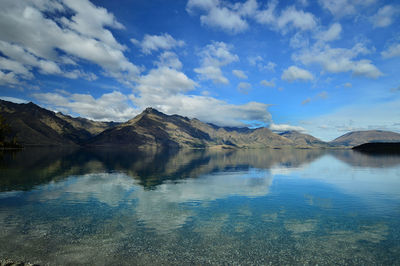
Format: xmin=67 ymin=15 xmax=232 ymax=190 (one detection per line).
xmin=279 ymin=131 xmax=328 ymax=148
xmin=0 ymin=100 xmax=115 ymax=146
xmin=330 ymin=130 xmax=400 ymax=147
xmin=2 ymin=99 xmax=400 ymax=149
xmin=87 ymin=107 xmax=294 ymax=149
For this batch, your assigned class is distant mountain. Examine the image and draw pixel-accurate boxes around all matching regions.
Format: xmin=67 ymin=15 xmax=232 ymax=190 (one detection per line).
xmin=330 ymin=130 xmax=400 ymax=147
xmin=279 ymin=131 xmax=328 ymax=148
xmin=0 ymin=100 xmax=116 ymax=146
xmin=87 ymin=107 xmax=294 ymax=149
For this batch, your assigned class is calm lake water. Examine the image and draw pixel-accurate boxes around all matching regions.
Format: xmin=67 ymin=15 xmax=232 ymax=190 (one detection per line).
xmin=1 ymin=148 xmax=400 ymax=265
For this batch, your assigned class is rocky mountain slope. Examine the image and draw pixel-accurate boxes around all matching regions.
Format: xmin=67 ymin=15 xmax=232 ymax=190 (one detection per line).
xmin=0 ymin=100 xmax=115 ymax=146
xmin=87 ymin=107 xmax=294 ymax=149
xmin=279 ymin=130 xmax=327 ymax=148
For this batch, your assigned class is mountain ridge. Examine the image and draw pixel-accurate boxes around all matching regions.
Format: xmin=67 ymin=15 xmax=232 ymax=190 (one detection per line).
xmin=2 ymin=99 xmax=400 ymax=149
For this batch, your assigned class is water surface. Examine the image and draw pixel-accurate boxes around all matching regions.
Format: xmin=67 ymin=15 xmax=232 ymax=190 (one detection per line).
xmin=1 ymin=148 xmax=400 ymax=265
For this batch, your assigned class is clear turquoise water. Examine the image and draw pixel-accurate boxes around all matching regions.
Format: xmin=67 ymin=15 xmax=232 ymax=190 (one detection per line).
xmin=0 ymin=148 xmax=400 ymax=265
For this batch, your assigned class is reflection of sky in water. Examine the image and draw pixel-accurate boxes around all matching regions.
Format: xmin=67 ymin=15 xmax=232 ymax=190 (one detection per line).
xmin=0 ymin=148 xmax=399 ymax=265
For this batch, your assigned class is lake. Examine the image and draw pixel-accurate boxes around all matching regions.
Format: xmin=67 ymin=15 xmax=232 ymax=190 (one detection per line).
xmin=1 ymin=148 xmax=400 ymax=265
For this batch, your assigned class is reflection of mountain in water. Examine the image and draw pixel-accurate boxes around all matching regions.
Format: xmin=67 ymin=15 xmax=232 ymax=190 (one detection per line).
xmin=1 ymin=148 xmax=326 ymax=191
xmin=2 ymin=147 xmax=400 ymax=192
xmin=329 ymin=150 xmax=400 ymax=168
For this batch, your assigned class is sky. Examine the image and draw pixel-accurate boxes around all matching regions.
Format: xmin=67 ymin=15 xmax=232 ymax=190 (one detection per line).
xmin=0 ymin=0 xmax=399 ymax=141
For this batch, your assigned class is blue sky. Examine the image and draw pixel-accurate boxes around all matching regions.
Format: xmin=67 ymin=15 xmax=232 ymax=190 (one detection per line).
xmin=0 ymin=0 xmax=399 ymax=140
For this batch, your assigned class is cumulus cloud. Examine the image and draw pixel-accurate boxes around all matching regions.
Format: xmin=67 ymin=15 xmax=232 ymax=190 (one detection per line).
xmin=187 ymin=0 xmax=317 ymax=34
xmin=255 ymin=2 xmax=317 ymax=33
xmin=248 ymin=55 xmax=276 ymax=72
xmin=0 ymin=71 xmax=20 ymax=86
xmin=154 ymin=51 xmax=183 ymax=69
xmin=0 ymin=0 xmax=140 ymax=86
xmin=314 ymin=23 xmax=342 ymax=42
xmin=133 ymin=67 xmax=197 ymax=98
xmin=269 ymin=123 xmax=306 ymax=133
xmin=260 ymin=79 xmax=275 ymax=87
xmin=281 ymin=66 xmax=314 ymax=82
xmin=381 ymin=43 xmax=400 ymax=58
xmin=318 ymin=0 xmax=376 ymax=17
xmin=32 ymin=91 xmax=139 ymax=122
xmin=232 ymin=69 xmax=247 ymax=79
xmin=186 ymin=0 xmax=256 ymax=33
xmin=294 ymin=43 xmax=383 ymax=79
xmin=370 ymin=5 xmax=399 ymax=28
xmin=194 ymin=41 xmax=238 ymax=84
xmin=131 ymin=33 xmax=185 ymax=54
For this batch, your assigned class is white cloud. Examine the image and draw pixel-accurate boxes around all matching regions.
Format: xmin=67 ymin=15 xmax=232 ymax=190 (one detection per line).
xmin=269 ymin=123 xmax=306 ymax=133
xmin=370 ymin=5 xmax=399 ymax=28
xmin=232 ymin=69 xmax=247 ymax=79
xmin=0 ymin=71 xmax=20 ymax=86
xmin=382 ymin=43 xmax=400 ymax=58
xmin=154 ymin=51 xmax=183 ymax=70
xmin=318 ymin=0 xmax=376 ymax=17
xmin=255 ymin=3 xmax=317 ymax=33
xmin=248 ymin=55 xmax=276 ymax=71
xmin=237 ymin=82 xmax=252 ymax=94
xmin=314 ymin=23 xmax=342 ymax=42
xmin=0 ymin=0 xmax=140 ymax=86
xmin=134 ymin=67 xmax=197 ymax=98
xmin=194 ymin=41 xmax=238 ymax=84
xmin=200 ymin=5 xmax=249 ymax=33
xmin=33 ymin=91 xmax=139 ymax=122
xmin=187 ymin=0 xmax=316 ymax=34
xmin=260 ymin=79 xmax=275 ymax=87
xmin=61 ymin=0 xmax=125 ymax=50
xmin=276 ymin=6 xmax=317 ymax=32
xmin=281 ymin=66 xmax=314 ymax=82
xmin=187 ymin=0 xmax=256 ymax=34
xmin=294 ymin=43 xmax=383 ymax=79
xmin=351 ymin=60 xmax=383 ymax=79
xmin=195 ymin=66 xmax=228 ymax=84
xmin=131 ymin=33 xmax=185 ymax=54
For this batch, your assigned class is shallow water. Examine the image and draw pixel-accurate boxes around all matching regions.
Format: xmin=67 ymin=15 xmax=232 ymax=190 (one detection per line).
xmin=0 ymin=148 xmax=400 ymax=265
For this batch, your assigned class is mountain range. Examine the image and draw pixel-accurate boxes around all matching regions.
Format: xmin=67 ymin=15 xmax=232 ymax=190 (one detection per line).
xmin=1 ymin=99 xmax=400 ymax=149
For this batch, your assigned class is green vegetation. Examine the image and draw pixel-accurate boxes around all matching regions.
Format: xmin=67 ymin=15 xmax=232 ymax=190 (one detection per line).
xmin=0 ymin=114 xmax=22 ymax=149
